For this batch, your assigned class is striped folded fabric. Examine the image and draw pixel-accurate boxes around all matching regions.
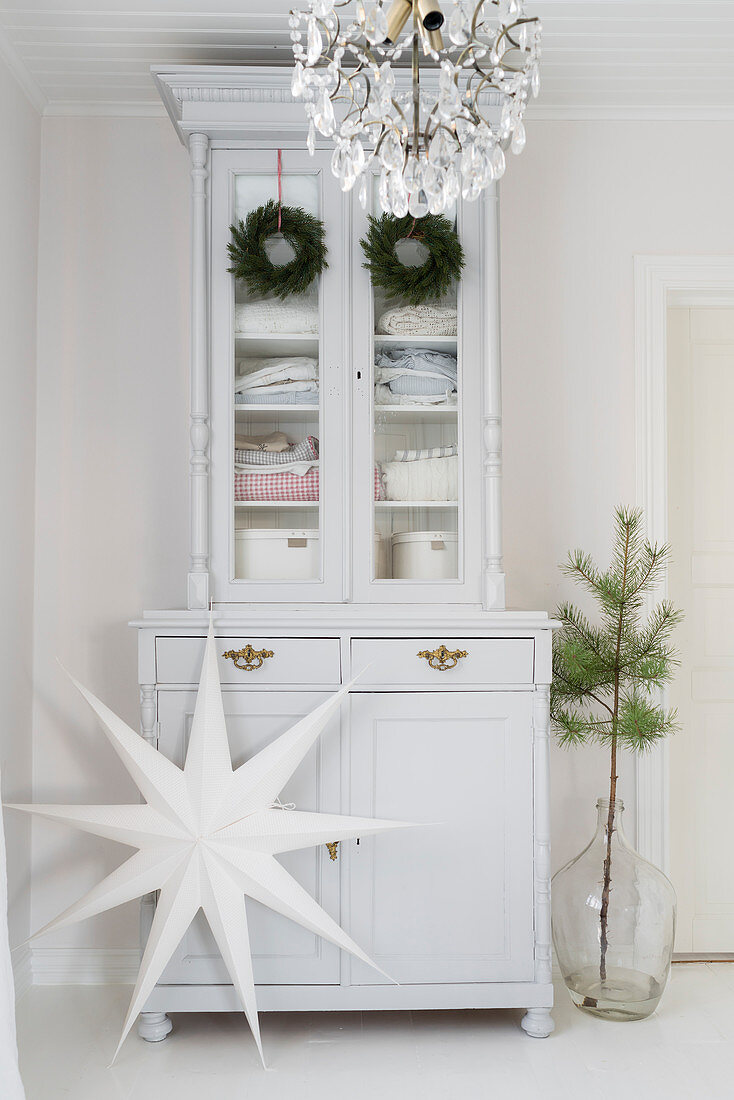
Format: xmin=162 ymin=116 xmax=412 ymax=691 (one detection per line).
xmin=234 ymin=436 xmax=319 ymax=467
xmin=234 ymin=391 xmax=319 ymax=405
xmin=393 ymin=445 xmax=457 ymax=463
xmin=235 ymin=464 xmax=384 ymax=503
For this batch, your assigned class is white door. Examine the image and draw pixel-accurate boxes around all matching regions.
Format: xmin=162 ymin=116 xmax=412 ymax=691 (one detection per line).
xmin=346 ymin=692 xmax=535 ymax=984
xmin=668 ymin=307 xmax=734 ymax=953
xmin=156 ymin=690 xmax=343 ymax=984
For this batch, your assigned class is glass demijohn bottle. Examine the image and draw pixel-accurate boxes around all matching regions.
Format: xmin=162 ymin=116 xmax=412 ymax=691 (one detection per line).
xmin=552 ymin=798 xmax=676 ymax=1021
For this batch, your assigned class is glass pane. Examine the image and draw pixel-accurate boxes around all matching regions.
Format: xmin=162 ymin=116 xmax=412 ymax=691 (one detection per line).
xmin=231 ymin=172 xmax=322 ymax=582
xmin=371 ymin=182 xmax=460 ymax=581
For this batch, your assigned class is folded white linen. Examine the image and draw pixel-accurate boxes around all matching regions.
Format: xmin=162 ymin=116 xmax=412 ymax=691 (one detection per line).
xmin=374 ymin=384 xmax=456 ymax=406
xmin=235 ymin=431 xmax=290 ymax=452
xmin=376 ymin=304 xmax=457 ymax=336
xmin=235 ymin=357 xmax=318 ymax=392
xmin=240 ymin=381 xmax=319 ymax=397
xmin=235 ymin=295 xmax=318 ymax=334
xmin=234 ymin=459 xmax=318 ymax=477
xmin=381 ymin=455 xmax=458 ymax=501
xmin=375 ymin=366 xmax=453 ymax=386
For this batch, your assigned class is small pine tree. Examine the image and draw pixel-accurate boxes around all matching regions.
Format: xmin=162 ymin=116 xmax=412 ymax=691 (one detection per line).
xmin=551 ymin=506 xmax=682 ymax=984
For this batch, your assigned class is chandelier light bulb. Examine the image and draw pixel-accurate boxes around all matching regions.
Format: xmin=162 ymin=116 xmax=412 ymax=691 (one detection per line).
xmin=290 ymin=0 xmax=541 ymax=215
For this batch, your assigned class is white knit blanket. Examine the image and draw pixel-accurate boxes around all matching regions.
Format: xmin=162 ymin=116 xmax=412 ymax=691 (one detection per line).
xmin=376 ymin=304 xmax=457 ymax=336
xmin=381 ymin=455 xmax=458 ymax=501
xmin=235 ymin=295 xmax=319 ymax=334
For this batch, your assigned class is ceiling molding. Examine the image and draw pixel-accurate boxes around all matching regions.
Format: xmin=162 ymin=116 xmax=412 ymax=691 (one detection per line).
xmin=43 ymin=99 xmax=167 ymax=117
xmin=40 ymin=100 xmax=734 ymax=124
xmin=0 ymin=24 xmax=47 ymax=114
xmin=2 ymin=3 xmax=734 ymax=120
xmin=525 ymin=104 xmax=734 ymax=121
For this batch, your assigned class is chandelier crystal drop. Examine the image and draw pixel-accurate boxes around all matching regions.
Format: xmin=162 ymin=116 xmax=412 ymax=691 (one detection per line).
xmin=290 ymin=0 xmax=541 ymax=215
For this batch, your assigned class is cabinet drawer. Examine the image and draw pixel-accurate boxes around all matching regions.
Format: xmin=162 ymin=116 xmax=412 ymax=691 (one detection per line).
xmin=156 ymin=637 xmax=342 ymax=686
xmin=350 ymin=637 xmax=534 ymax=687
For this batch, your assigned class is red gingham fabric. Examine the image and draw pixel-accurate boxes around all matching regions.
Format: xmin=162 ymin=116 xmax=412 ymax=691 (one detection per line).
xmin=235 ymin=464 xmax=384 ymax=503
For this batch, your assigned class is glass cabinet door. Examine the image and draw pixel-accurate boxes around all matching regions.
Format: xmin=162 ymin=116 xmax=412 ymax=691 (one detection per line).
xmin=352 ymin=181 xmax=483 ymax=603
xmin=210 ymin=149 xmax=346 ymax=603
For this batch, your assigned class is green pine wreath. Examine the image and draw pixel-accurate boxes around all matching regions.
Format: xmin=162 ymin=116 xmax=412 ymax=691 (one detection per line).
xmin=360 ymin=213 xmax=465 ymax=306
xmin=227 ymin=200 xmax=328 ymax=299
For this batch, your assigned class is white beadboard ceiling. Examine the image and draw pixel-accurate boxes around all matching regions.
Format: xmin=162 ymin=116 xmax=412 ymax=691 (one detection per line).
xmin=1 ymin=0 xmax=733 ymax=118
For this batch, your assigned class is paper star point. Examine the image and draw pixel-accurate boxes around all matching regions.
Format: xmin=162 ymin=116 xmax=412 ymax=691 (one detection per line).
xmin=8 ymin=624 xmax=413 ymax=1066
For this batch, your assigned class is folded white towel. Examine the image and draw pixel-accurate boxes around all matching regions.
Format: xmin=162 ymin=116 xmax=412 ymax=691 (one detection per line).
xmin=234 ymin=459 xmax=318 ymax=478
xmin=235 ymin=295 xmax=319 ymax=334
xmin=381 ymin=455 xmax=458 ymax=501
xmin=240 ymin=381 xmax=319 ymax=397
xmin=374 ymin=384 xmax=456 ymax=406
xmin=236 ymin=355 xmax=318 ymax=378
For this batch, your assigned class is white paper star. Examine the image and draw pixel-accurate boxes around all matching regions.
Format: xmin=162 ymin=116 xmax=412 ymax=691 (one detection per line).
xmin=8 ymin=624 xmax=412 ymax=1066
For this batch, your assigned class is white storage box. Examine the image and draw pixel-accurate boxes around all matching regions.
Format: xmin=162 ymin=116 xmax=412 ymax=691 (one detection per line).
xmin=235 ymin=529 xmax=319 ymax=580
xmin=391 ymin=531 xmax=458 ymax=580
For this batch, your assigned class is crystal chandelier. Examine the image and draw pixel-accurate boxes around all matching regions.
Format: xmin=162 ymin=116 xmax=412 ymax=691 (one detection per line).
xmin=289 ymin=0 xmax=541 ymax=216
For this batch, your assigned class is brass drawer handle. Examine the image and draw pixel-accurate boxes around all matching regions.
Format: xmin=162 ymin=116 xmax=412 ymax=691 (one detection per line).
xmin=222 ymin=644 xmax=274 ymax=672
xmin=417 ymin=645 xmax=468 ymax=671
xmin=325 ymin=841 xmax=339 ymax=861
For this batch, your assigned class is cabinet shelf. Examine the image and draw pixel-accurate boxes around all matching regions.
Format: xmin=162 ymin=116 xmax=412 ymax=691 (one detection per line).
xmin=234 ymin=404 xmax=320 ymax=422
xmin=235 ymin=500 xmax=319 ymax=508
xmin=235 ymin=334 xmax=319 ymax=358
xmin=376 ymin=501 xmax=458 ymax=509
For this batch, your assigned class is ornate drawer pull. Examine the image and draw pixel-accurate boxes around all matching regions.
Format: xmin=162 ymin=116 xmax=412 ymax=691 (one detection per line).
xmin=417 ymin=645 xmax=468 ymax=671
xmin=325 ymin=841 xmax=339 ymax=861
xmin=222 ymin=644 xmax=274 ymax=672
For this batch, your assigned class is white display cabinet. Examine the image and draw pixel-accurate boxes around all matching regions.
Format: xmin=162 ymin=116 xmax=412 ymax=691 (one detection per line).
xmin=133 ymin=65 xmax=555 ymax=1044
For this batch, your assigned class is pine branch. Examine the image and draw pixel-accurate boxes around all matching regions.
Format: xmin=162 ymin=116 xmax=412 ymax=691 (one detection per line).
xmin=550 ymin=506 xmax=683 ymax=756
xmin=616 ymin=691 xmax=680 ymax=752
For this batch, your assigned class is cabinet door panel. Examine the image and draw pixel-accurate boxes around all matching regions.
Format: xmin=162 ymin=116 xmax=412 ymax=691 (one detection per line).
xmin=209 ymin=148 xmax=347 ymax=604
xmin=156 ymin=690 xmax=342 ymax=985
xmin=348 ymin=692 xmax=534 ymax=984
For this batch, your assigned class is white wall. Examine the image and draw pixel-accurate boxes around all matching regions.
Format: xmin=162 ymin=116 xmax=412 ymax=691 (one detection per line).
xmin=501 ymin=120 xmax=734 ymax=867
xmin=30 ymin=116 xmax=734 ymax=952
xmin=0 ymin=56 xmax=41 ymax=956
xmin=32 ymin=118 xmax=189 ymax=950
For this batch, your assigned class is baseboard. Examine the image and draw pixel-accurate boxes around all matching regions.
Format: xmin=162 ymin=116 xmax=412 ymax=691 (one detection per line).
xmin=31 ymin=948 xmax=139 ymax=985
xmin=12 ymin=944 xmax=32 ymax=1000
xmin=26 ymin=949 xmax=563 ymax=990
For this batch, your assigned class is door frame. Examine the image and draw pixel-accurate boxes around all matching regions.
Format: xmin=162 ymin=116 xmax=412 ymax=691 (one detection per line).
xmin=634 ymin=256 xmax=734 ymax=871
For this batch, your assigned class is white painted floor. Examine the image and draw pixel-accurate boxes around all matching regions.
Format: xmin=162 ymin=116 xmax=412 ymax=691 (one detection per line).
xmin=15 ymin=964 xmax=734 ymax=1100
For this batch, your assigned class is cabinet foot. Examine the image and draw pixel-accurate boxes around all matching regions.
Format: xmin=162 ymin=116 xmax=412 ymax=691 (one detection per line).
xmin=138 ymin=1012 xmax=173 ymax=1043
xmin=521 ymin=1008 xmax=554 ymax=1038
